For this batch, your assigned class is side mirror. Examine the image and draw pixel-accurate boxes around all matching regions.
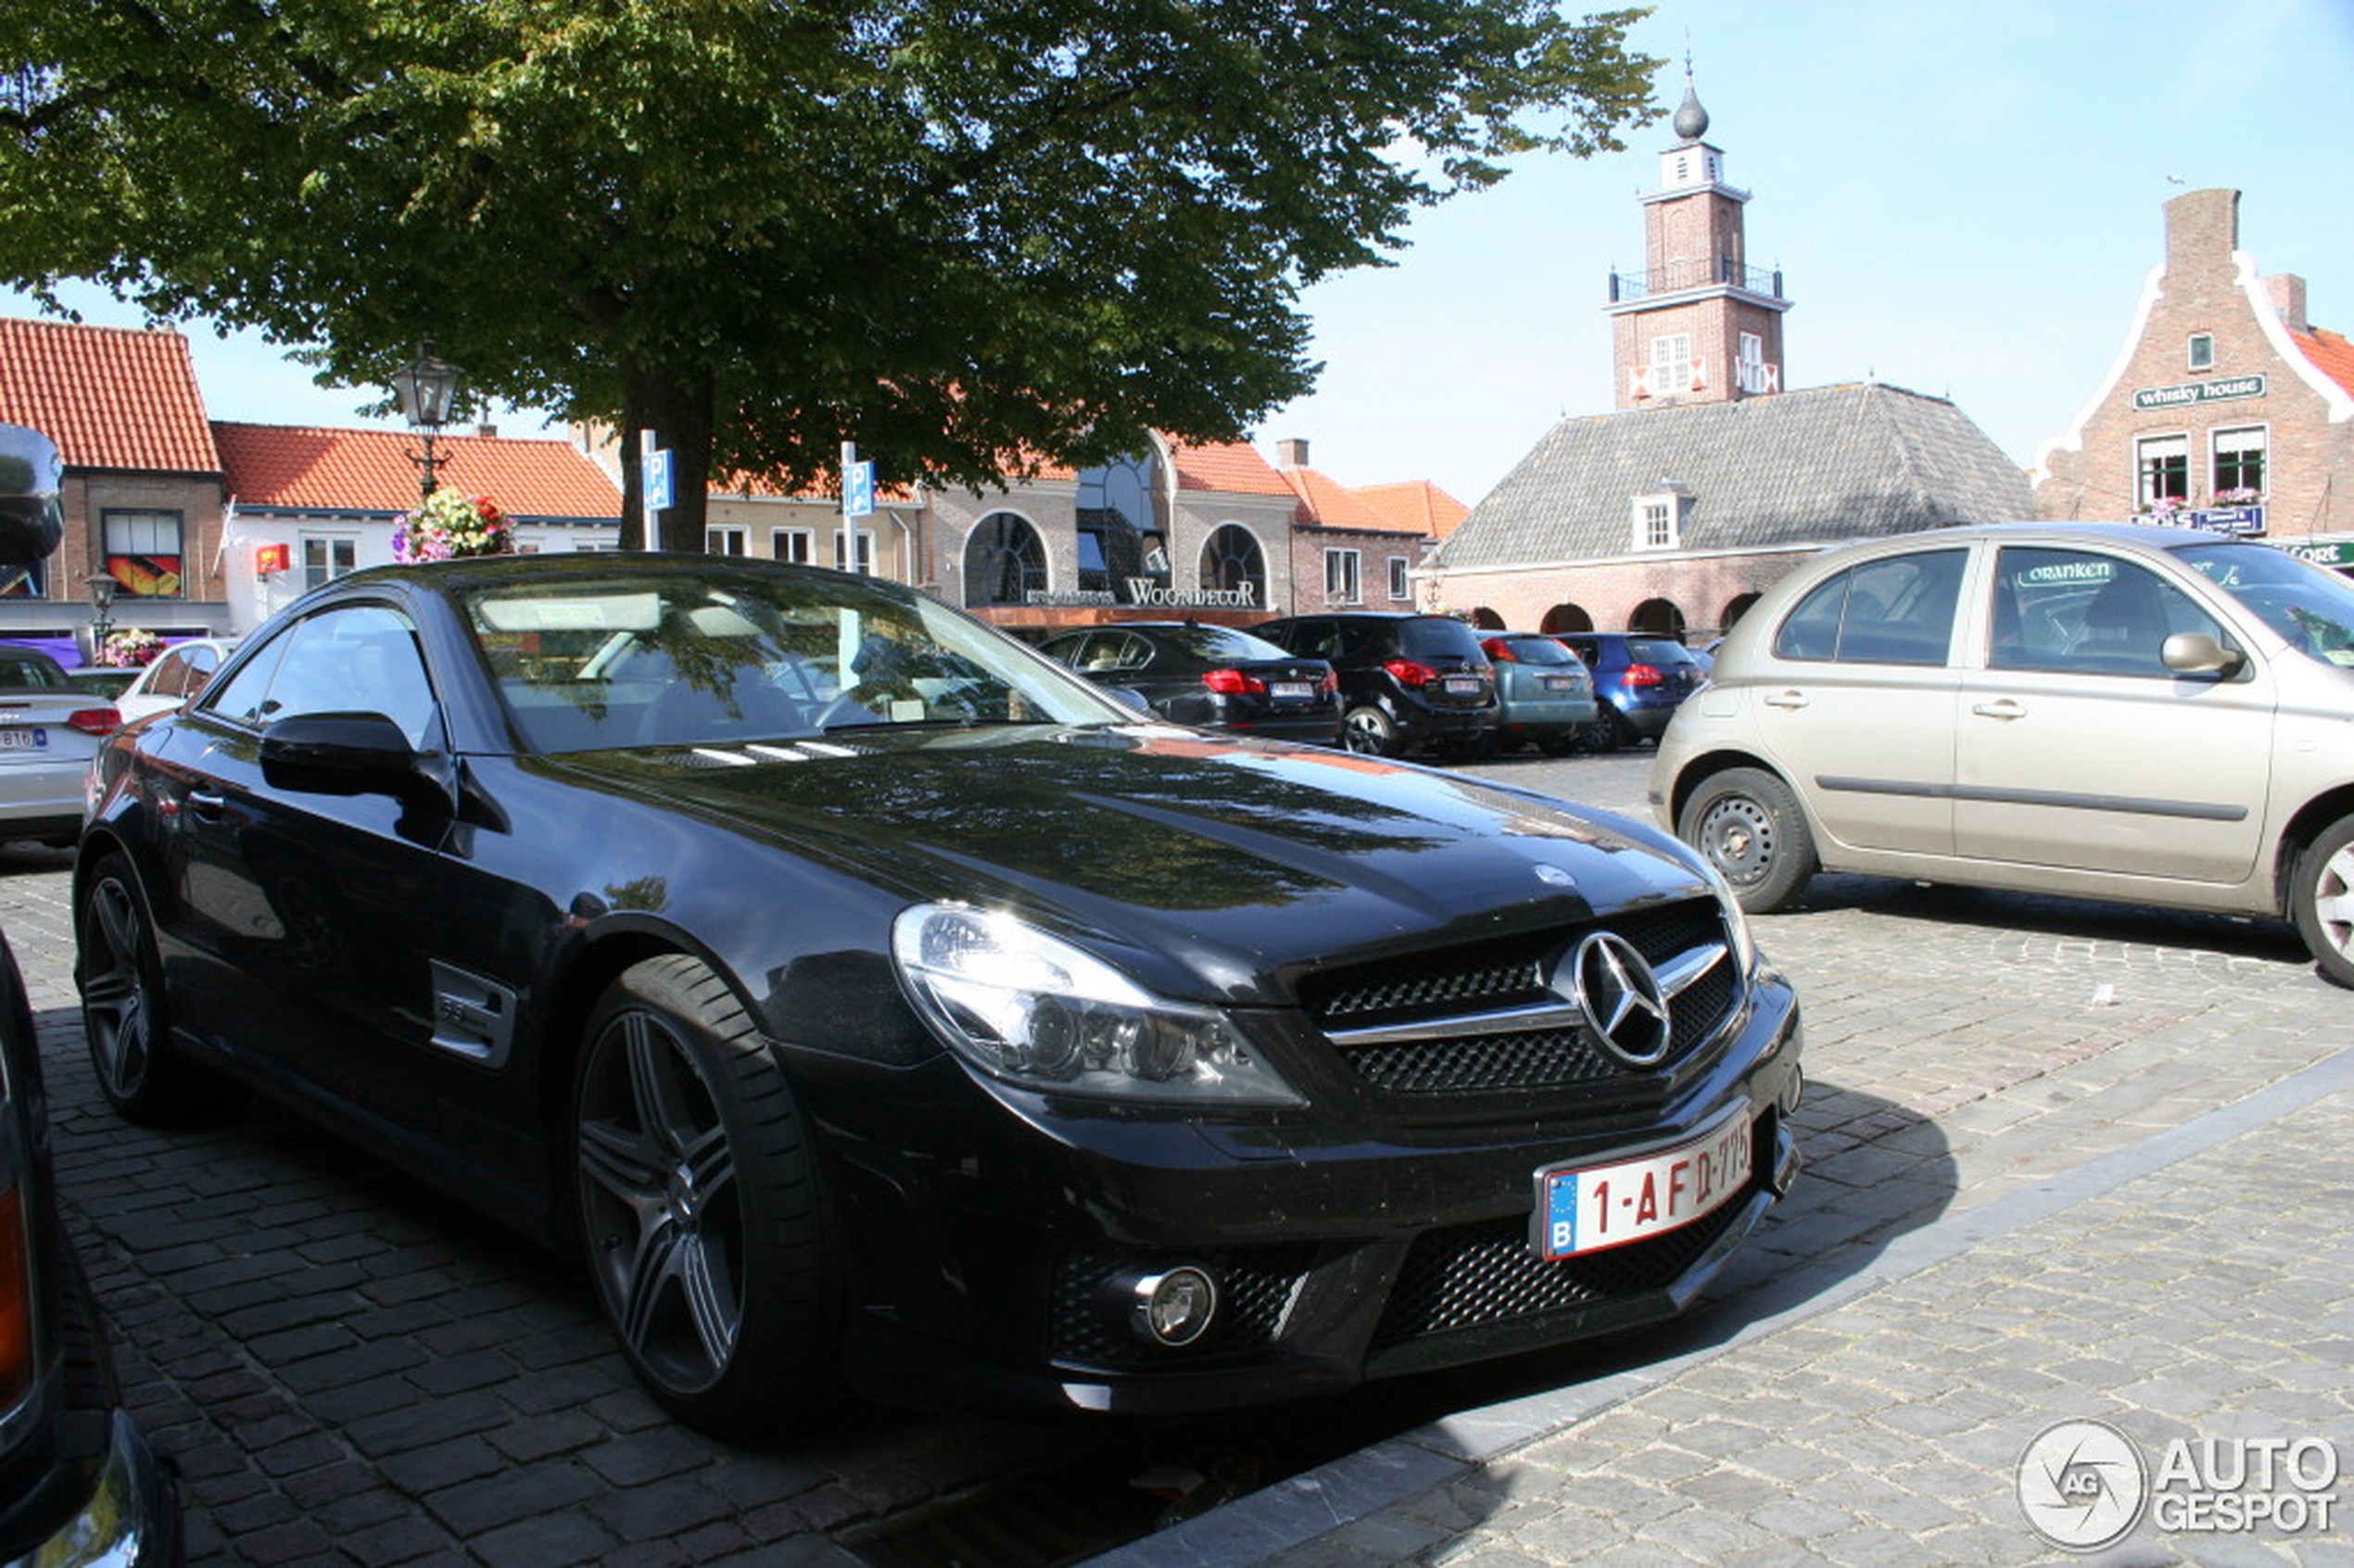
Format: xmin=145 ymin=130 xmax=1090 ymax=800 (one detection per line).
xmin=2160 ymin=632 xmax=2246 ymax=679
xmin=260 ymin=713 xmax=434 ymax=799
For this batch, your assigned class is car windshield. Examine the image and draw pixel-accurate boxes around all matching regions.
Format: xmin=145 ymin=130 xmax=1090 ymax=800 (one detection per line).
xmin=1495 ymin=636 xmax=1578 ymax=667
xmin=1398 ymin=618 xmax=1487 ymax=662
xmin=0 ymin=651 xmax=70 ymax=690
xmin=1626 ymin=639 xmax=1697 ymax=666
xmin=466 ymin=566 xmax=1127 ymax=752
xmin=1156 ymin=625 xmax=1295 ymax=661
xmin=2178 ymin=543 xmax=2354 ymax=668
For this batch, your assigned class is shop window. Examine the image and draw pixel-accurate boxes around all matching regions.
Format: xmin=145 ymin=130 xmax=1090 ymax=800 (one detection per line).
xmin=965 ymin=512 xmax=1046 ymax=606
xmin=2212 ymin=426 xmax=2266 ymax=500
xmin=771 ymin=527 xmax=814 ymax=563
xmin=302 ymin=537 xmax=357 ymax=592
xmin=2187 ymin=334 xmax=2215 ymax=372
xmin=2135 ymin=435 xmax=2189 ymax=510
xmin=1324 ymin=549 xmax=1361 ymax=605
xmin=102 ymin=510 xmax=185 ymax=598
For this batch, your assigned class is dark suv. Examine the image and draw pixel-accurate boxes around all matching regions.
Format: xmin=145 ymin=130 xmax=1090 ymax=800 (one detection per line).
xmin=1556 ymin=632 xmax=1707 ymax=751
xmin=1255 ymin=613 xmax=1497 ymax=756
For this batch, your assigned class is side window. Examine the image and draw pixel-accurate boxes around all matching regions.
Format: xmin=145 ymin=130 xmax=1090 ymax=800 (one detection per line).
xmin=206 ymin=605 xmax=440 ymax=747
xmin=1990 ymin=548 xmax=2230 ymax=677
xmin=145 ymin=650 xmax=194 ymax=700
xmin=1774 ymin=550 xmax=1966 ymax=665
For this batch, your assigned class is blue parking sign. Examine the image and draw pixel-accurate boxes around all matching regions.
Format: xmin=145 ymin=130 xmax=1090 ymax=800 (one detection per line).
xmin=645 ymin=449 xmax=675 ymax=511
xmin=844 ymin=460 xmax=875 ymax=519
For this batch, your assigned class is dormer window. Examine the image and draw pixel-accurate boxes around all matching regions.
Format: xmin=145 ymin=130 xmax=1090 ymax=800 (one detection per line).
xmin=2188 ymin=334 xmax=2215 ymax=372
xmin=1632 ymin=487 xmax=1688 ymax=551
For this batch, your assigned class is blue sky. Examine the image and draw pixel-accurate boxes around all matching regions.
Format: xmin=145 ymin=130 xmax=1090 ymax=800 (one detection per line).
xmin=8 ymin=0 xmax=2352 ymax=509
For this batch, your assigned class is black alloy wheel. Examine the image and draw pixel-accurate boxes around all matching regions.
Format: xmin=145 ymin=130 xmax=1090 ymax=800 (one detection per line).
xmin=575 ymin=955 xmax=843 ymax=1439
xmin=76 ymin=854 xmax=231 ymax=1126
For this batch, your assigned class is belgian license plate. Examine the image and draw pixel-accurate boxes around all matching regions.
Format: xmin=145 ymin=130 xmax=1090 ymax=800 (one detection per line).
xmin=1444 ymin=677 xmax=1480 ymax=696
xmin=1533 ymin=1111 xmax=1752 ymax=1260
xmin=1541 ymin=675 xmax=1576 ymax=691
xmin=0 ymin=727 xmax=45 ymax=751
xmin=1269 ymin=681 xmax=1313 ymax=701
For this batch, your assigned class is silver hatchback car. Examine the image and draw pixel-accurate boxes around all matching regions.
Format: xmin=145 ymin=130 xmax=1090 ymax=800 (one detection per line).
xmin=1652 ymin=521 xmax=2354 ymax=986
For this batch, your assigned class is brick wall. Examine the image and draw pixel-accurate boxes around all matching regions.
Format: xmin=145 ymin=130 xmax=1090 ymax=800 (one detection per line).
xmin=1433 ymin=548 xmax=1818 ymax=638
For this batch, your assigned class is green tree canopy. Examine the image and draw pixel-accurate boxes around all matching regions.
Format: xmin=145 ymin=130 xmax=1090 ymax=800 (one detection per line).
xmin=2 ymin=1 xmax=1656 ymax=548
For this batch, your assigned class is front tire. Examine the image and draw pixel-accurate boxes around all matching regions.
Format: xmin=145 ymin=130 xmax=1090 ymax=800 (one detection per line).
xmin=2291 ymin=814 xmax=2354 ymax=988
xmin=576 ymin=955 xmax=844 ymax=1439
xmin=75 ymin=854 xmax=234 ymax=1126
xmin=1677 ymin=767 xmax=1817 ymax=913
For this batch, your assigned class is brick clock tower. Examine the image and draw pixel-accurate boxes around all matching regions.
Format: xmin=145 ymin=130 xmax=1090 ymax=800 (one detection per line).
xmin=1606 ymin=70 xmax=1791 ymax=411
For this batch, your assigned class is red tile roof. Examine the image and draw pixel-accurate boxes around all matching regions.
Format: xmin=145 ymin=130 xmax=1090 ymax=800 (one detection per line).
xmin=1278 ymin=463 xmax=1425 ymax=536
xmin=0 ymin=317 xmax=221 ymax=473
xmin=1167 ymin=437 xmax=1294 ymax=496
xmin=2294 ymin=326 xmax=2354 ymax=400
xmin=1356 ymin=480 xmax=1471 ymax=540
xmin=216 ymin=423 xmax=621 ymax=518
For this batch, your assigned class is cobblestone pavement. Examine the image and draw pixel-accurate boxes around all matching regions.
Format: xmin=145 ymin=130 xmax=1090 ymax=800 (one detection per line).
xmin=7 ymin=749 xmax=2350 ymax=1565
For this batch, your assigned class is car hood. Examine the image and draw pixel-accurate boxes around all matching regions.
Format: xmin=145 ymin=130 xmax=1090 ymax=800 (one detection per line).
xmin=541 ymin=724 xmax=1718 ymax=1005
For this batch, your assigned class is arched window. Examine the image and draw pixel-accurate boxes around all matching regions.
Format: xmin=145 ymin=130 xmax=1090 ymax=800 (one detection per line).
xmin=1540 ymin=603 xmax=1594 ymax=635
xmin=964 ymin=512 xmax=1047 ymax=607
xmin=1470 ymin=607 xmax=1504 ymax=629
xmin=1077 ymin=455 xmax=1165 ymax=598
xmin=1721 ymin=591 xmax=1761 ymax=631
xmin=1198 ymin=524 xmax=1266 ymax=606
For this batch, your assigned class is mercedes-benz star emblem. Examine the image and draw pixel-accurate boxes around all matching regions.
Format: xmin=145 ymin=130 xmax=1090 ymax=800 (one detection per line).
xmin=1562 ymin=931 xmax=1672 ymax=1066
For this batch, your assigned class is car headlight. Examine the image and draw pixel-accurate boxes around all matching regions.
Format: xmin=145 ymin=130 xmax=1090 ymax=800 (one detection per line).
xmin=891 ymin=904 xmax=1301 ymax=1105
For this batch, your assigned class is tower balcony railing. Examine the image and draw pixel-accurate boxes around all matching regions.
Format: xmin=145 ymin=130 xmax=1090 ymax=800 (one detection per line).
xmin=1610 ymin=257 xmax=1785 ymax=303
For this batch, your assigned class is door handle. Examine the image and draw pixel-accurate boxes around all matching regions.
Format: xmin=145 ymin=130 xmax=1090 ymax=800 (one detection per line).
xmin=186 ymin=790 xmax=227 ymax=818
xmin=1971 ymin=699 xmax=2028 ymax=721
xmin=1763 ymin=690 xmax=1809 ymax=711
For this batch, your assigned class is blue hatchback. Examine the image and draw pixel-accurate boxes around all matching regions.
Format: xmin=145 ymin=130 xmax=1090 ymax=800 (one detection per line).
xmin=1554 ymin=633 xmax=1707 ymax=751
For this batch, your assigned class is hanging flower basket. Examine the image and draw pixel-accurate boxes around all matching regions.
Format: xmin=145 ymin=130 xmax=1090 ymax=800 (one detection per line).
xmin=393 ymin=490 xmax=514 ymax=562
xmin=95 ymin=627 xmax=163 ymax=668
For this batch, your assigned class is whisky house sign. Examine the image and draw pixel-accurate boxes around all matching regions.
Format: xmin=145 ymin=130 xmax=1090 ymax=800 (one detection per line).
xmin=2133 ymin=374 xmax=2266 ymax=411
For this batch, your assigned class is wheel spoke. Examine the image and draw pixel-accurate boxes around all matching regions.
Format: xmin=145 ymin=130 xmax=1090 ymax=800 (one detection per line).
xmin=616 ymin=1213 xmax=687 ymax=1353
xmin=577 ymin=1115 xmax=666 ymax=1208
xmin=676 ymin=1233 xmax=740 ymax=1367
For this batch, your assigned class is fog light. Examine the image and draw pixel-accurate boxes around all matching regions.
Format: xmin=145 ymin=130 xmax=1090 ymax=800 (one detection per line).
xmin=1129 ymin=1266 xmax=1218 ymax=1347
xmin=1779 ymin=1064 xmax=1805 ymax=1115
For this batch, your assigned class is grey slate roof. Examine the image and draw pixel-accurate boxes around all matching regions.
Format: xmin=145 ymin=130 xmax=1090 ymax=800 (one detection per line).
xmin=1435 ymin=382 xmax=2031 ymax=571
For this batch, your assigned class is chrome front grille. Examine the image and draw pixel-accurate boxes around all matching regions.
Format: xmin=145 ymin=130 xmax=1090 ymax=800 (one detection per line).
xmin=1299 ymin=899 xmax=1740 ymax=1098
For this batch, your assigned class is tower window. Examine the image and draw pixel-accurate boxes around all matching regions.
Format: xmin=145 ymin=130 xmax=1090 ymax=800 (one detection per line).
xmin=2187 ymin=334 xmax=2215 ymax=372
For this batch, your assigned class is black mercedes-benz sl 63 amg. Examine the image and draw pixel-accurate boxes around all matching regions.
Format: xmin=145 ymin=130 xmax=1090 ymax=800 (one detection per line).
xmin=74 ymin=554 xmax=1802 ymax=1439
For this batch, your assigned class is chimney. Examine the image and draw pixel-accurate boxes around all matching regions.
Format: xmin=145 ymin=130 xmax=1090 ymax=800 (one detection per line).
xmin=473 ymin=424 xmax=500 ymax=439
xmin=1275 ymin=437 xmax=1310 ymax=469
xmin=2267 ymin=273 xmax=2310 ymax=335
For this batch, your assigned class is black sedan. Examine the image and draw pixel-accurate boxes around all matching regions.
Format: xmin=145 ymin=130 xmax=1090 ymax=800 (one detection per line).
xmin=1035 ymin=621 xmax=1343 ymax=746
xmin=75 ymin=554 xmax=1803 ymax=1440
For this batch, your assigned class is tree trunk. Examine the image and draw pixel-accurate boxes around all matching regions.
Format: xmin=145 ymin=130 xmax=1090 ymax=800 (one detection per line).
xmin=617 ymin=361 xmax=717 ymax=551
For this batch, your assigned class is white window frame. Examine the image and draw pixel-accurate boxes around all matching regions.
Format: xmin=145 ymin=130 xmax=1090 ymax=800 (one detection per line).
xmin=1631 ymin=494 xmax=1682 ymax=552
xmin=1386 ymin=556 xmax=1410 ymax=600
xmin=771 ymin=527 xmax=816 ymax=564
xmin=300 ymin=534 xmax=359 ymax=592
xmin=706 ymin=525 xmax=749 ymax=556
xmin=2135 ymin=433 xmax=2190 ymax=511
xmin=1324 ymin=548 xmax=1362 ymax=605
xmin=833 ymin=528 xmax=877 ymax=575
xmin=2188 ymin=334 xmax=2216 ymax=372
xmin=2210 ymin=424 xmax=2268 ymax=500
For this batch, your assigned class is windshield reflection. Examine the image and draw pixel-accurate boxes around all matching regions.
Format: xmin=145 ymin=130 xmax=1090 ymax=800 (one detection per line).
xmin=2182 ymin=544 xmax=2354 ymax=668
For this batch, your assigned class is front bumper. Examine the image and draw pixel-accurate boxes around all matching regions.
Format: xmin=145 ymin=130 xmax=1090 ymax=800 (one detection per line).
xmin=830 ymin=971 xmax=1803 ymax=1417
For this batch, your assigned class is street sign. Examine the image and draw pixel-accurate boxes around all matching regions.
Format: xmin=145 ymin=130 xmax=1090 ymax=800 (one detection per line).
xmin=645 ymin=448 xmax=676 ymax=512
xmin=844 ymin=460 xmax=875 ymax=519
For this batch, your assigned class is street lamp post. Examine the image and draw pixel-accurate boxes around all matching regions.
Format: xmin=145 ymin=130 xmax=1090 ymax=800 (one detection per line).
xmin=392 ymin=342 xmax=465 ymax=499
xmin=85 ymin=571 xmax=117 ymax=658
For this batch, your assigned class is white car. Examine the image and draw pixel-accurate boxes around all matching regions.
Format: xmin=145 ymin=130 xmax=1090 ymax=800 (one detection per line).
xmin=114 ymin=636 xmax=239 ymax=724
xmin=0 ymin=646 xmax=120 ymax=844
